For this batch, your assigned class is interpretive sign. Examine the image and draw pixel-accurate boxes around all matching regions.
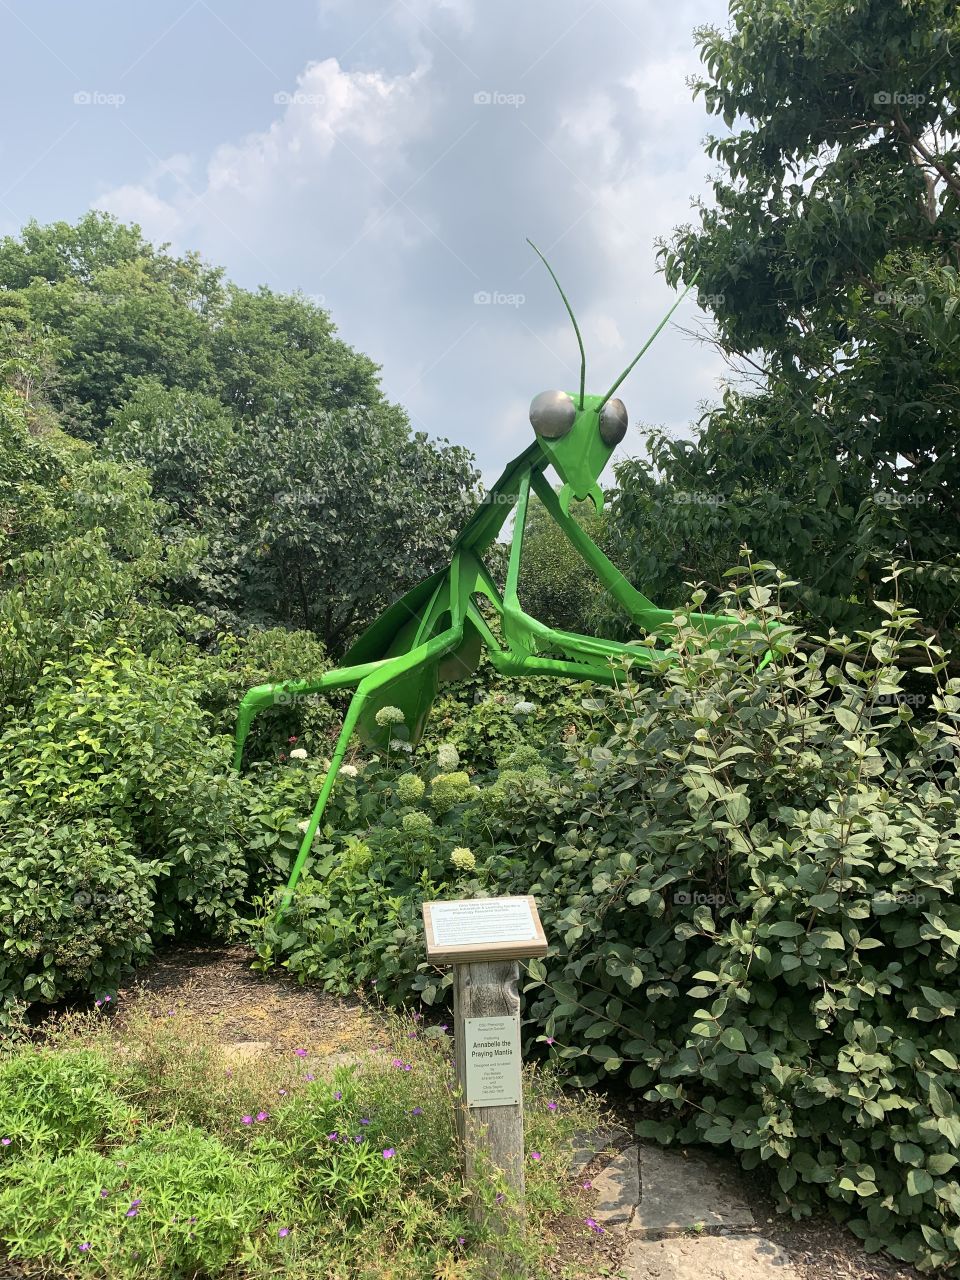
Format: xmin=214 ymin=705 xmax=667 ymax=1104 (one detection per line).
xmin=422 ymin=893 xmax=548 ymax=1227
xmin=464 ymin=1016 xmax=522 ymax=1108
xmin=422 ymin=895 xmax=548 ymax=964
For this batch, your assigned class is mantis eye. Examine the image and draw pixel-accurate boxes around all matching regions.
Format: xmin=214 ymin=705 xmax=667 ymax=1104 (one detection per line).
xmin=599 ymin=398 xmax=628 ymax=446
xmin=530 ymin=390 xmax=575 ymax=439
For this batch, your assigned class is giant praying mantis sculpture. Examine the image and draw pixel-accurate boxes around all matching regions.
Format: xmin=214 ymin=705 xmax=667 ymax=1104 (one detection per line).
xmin=233 ymin=242 xmax=765 ymax=915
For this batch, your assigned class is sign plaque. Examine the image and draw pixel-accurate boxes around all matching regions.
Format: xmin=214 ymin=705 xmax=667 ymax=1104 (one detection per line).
xmin=422 ymin=895 xmax=548 ymax=964
xmin=464 ymin=1015 xmax=522 ymax=1108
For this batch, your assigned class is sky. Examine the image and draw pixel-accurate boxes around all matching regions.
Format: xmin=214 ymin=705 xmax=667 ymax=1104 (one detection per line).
xmin=0 ymin=0 xmax=732 ymax=481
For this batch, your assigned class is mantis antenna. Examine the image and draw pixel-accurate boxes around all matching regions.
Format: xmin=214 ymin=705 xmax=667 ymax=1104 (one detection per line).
xmin=598 ymin=269 xmax=700 ymax=409
xmin=526 ymin=238 xmax=586 ymax=409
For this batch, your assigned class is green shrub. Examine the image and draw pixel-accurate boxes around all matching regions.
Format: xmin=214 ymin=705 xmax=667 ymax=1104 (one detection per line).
xmin=0 ymin=634 xmax=253 ymax=1017
xmin=0 ymin=819 xmax=154 ymax=1013
xmin=260 ymin=575 xmax=960 ymax=1272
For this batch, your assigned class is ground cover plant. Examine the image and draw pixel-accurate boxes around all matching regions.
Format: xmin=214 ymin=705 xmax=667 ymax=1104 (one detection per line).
xmin=0 ymin=996 xmax=599 ymax=1279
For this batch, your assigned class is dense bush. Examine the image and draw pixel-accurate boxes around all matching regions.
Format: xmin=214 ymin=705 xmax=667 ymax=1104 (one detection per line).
xmin=258 ymin=574 xmax=960 ymax=1272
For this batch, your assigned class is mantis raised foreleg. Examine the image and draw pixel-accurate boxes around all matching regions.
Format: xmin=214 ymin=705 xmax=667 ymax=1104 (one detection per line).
xmin=233 ymin=241 xmax=780 ymax=918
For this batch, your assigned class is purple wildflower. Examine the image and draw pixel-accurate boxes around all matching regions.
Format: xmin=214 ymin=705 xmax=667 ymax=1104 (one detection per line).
xmin=582 ymin=1180 xmax=593 ymax=1190
xmin=256 ymin=1111 xmax=269 ymax=1122
xmin=78 ymin=1242 xmax=91 ymax=1252
xmin=530 ymin=1152 xmax=542 ymax=1161
xmin=126 ymin=1207 xmax=139 ymax=1219
xmin=545 ymin=1036 xmax=555 ymax=1045
xmin=241 ymin=1115 xmax=253 ymax=1125
xmin=382 ymin=1147 xmax=396 ymax=1159
xmin=410 ymin=1107 xmax=423 ymax=1116
xmin=278 ymin=1089 xmax=287 ymax=1096
xmin=585 ymin=1217 xmax=605 ymax=1235
xmin=294 ymin=1048 xmax=308 ymax=1057
xmin=304 ymin=1072 xmax=315 ymax=1082
xmin=333 ymin=1091 xmax=342 ymax=1101
xmin=360 ymin=1118 xmax=370 ymax=1126
xmin=547 ymin=1101 xmax=558 ymax=1112
xmin=0 ymin=1139 xmax=10 ymax=1147
xmin=278 ymin=1227 xmax=290 ymax=1238
xmin=327 ymin=1132 xmax=339 ymax=1141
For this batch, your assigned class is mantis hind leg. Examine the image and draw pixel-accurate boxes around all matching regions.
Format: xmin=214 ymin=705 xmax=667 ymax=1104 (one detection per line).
xmin=277 ymin=621 xmax=465 ymax=915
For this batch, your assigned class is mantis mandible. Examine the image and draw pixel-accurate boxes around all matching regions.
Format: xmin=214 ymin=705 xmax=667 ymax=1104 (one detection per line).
xmin=233 ymin=241 xmax=769 ymax=915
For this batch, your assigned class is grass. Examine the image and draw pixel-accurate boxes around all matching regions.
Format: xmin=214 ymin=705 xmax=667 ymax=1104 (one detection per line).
xmin=0 ymin=998 xmax=602 ymax=1279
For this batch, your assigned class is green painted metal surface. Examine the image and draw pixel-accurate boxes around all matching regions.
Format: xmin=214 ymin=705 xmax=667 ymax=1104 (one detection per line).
xmin=233 ymin=243 xmax=777 ymax=915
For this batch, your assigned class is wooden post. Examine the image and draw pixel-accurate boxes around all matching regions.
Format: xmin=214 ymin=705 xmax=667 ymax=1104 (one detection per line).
xmin=421 ymin=895 xmax=548 ymax=1241
xmin=452 ymin=958 xmax=525 ymax=1219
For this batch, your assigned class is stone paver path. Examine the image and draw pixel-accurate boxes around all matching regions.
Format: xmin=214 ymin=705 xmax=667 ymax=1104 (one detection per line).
xmin=582 ymin=1138 xmax=801 ymax=1280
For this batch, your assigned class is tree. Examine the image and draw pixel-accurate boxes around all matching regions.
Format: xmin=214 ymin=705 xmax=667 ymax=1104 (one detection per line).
xmin=0 ymin=213 xmax=404 ymax=441
xmin=105 ymin=393 xmax=480 ymax=652
xmin=610 ymin=0 xmax=960 ymax=646
xmin=517 ymin=492 xmax=613 ymax=632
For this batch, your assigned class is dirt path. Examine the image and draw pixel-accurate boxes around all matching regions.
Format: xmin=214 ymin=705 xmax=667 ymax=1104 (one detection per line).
xmin=111 ymin=943 xmax=374 ymax=1056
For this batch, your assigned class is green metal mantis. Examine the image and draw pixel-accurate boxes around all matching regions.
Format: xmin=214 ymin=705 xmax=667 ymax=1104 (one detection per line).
xmin=233 ymin=241 xmax=762 ymax=915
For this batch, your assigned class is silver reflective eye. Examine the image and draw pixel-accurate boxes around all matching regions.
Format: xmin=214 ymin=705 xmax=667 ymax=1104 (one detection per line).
xmin=599 ymin=397 xmax=628 ymax=446
xmin=529 ymin=390 xmax=575 ymax=439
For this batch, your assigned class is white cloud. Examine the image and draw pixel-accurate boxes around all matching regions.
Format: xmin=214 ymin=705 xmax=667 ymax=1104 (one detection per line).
xmin=94 ymin=0 xmax=730 ymax=472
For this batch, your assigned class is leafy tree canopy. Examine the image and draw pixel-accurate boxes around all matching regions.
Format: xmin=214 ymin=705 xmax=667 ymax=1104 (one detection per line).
xmin=609 ymin=0 xmax=960 ymax=650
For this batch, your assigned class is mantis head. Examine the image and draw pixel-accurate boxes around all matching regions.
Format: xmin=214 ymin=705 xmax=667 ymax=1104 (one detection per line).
xmin=529 ymin=389 xmax=625 ymax=514
xmin=526 ymin=238 xmax=696 ymax=514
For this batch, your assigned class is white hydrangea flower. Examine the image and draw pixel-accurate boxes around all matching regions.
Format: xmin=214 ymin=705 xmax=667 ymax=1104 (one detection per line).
xmin=450 ymin=846 xmax=476 ymax=872
xmin=437 ymin=743 xmax=460 ymax=771
xmin=340 ymin=764 xmax=358 ymax=778
xmin=297 ymin=819 xmax=310 ymax=833
xmin=390 ymin=739 xmax=413 ymax=753
xmin=289 ymin=747 xmax=308 ymax=760
xmin=375 ymin=705 xmax=405 ymax=727
xmin=512 ymin=701 xmax=535 ymax=716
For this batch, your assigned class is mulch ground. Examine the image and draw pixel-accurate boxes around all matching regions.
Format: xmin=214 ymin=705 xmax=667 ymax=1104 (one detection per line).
xmin=2 ymin=946 xmax=937 ymax=1280
xmin=110 ymin=942 xmax=374 ymax=1056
